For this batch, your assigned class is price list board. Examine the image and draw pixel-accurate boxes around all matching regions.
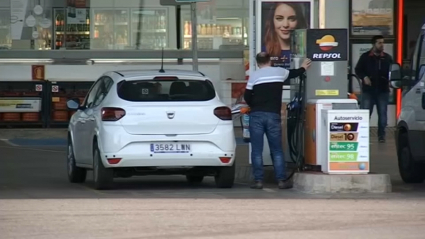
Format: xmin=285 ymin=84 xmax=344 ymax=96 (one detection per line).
xmin=323 ymin=110 xmax=370 ymax=174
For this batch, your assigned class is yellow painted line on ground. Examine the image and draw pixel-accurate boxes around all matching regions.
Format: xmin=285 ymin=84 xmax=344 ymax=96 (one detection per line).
xmin=76 ymin=184 xmax=107 ymax=196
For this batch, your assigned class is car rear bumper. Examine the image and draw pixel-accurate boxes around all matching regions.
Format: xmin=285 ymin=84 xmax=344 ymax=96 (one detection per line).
xmin=101 ymin=151 xmax=236 ymax=168
xmin=97 ymin=123 xmax=236 ymax=168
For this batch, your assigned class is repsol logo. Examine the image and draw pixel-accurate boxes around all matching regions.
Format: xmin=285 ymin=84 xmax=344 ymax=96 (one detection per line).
xmin=334 ymin=116 xmax=363 ymax=120
xmin=312 ymin=53 xmax=341 ymax=59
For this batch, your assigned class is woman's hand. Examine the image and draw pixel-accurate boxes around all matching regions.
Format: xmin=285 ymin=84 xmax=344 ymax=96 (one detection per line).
xmin=301 ymin=58 xmax=312 ymax=70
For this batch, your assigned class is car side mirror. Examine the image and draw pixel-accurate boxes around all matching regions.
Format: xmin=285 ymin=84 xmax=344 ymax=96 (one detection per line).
xmin=67 ymin=98 xmax=82 ymax=110
xmin=390 ymin=63 xmax=403 ymax=89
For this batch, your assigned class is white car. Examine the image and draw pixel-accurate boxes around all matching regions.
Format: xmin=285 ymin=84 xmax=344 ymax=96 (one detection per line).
xmin=391 ymin=24 xmax=425 ymax=184
xmin=66 ymin=69 xmax=237 ymax=190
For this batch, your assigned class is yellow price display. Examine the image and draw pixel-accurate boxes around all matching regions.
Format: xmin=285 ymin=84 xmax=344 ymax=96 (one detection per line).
xmin=315 ymin=90 xmax=339 ymax=96
xmin=0 ymin=100 xmax=24 ymax=107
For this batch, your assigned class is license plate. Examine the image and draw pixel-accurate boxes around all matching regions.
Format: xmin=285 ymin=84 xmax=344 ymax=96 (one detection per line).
xmin=150 ymin=143 xmax=191 ymax=153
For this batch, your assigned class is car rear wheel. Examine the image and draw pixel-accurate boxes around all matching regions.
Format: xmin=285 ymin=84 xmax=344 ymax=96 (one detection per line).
xmin=398 ymin=133 xmax=425 ymax=183
xmin=93 ymin=146 xmax=114 ymax=190
xmin=214 ymin=163 xmax=235 ymax=188
xmin=67 ymin=140 xmax=86 ymax=183
xmin=186 ymin=175 xmax=204 ymax=183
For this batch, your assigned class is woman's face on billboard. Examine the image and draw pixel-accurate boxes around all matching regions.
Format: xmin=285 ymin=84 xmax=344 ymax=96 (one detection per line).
xmin=273 ymin=3 xmax=297 ymax=40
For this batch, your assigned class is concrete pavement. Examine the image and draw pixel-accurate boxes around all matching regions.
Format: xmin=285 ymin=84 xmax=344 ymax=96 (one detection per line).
xmin=2 ymin=198 xmax=425 ymax=239
xmin=1 ymin=129 xmax=425 ymax=238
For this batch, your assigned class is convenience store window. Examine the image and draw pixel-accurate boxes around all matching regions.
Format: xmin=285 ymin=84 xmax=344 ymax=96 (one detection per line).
xmin=180 ymin=0 xmax=249 ymax=50
xmin=0 ymin=0 xmax=250 ymax=51
xmin=1 ymin=0 xmax=54 ymax=50
xmin=0 ymin=0 xmax=177 ymax=51
xmin=60 ymin=0 xmax=177 ymax=50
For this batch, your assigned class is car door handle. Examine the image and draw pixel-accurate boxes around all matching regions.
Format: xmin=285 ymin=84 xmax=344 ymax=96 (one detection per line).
xmin=416 ymin=88 xmax=421 ymax=94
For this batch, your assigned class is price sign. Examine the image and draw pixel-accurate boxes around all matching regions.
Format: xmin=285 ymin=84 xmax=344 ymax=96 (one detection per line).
xmin=325 ymin=110 xmax=370 ymax=174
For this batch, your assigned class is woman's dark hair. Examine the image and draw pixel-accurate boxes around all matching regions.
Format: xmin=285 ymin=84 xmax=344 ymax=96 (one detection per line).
xmin=264 ymin=2 xmax=308 ymax=56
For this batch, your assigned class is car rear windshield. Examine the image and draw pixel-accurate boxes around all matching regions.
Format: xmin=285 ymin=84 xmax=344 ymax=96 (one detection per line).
xmin=117 ymin=79 xmax=216 ymax=102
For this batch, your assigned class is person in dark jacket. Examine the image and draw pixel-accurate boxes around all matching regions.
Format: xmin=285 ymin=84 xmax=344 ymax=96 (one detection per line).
xmin=355 ymin=35 xmax=393 ymax=142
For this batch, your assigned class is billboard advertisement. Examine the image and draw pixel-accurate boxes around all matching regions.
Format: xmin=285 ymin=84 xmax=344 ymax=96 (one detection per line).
xmin=350 ymin=0 xmax=394 ymax=36
xmin=233 ymin=0 xmax=314 ymax=105
xmin=256 ymin=0 xmax=314 ymax=69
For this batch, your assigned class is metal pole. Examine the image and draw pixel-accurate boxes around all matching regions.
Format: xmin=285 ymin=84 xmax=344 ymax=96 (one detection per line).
xmin=135 ymin=0 xmax=143 ymax=50
xmin=190 ymin=2 xmax=198 ymax=71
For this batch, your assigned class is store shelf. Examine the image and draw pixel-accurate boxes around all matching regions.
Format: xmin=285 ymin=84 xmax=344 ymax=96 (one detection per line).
xmin=91 ymin=8 xmax=130 ymax=49
xmin=184 ymin=34 xmax=244 ymax=38
xmin=47 ymin=81 xmax=93 ymax=127
xmin=0 ymin=82 xmax=46 ymax=127
xmin=181 ymin=18 xmax=246 ymax=50
xmin=54 ymin=8 xmax=90 ymax=50
xmin=131 ymin=8 xmax=168 ymax=49
xmin=56 ymin=31 xmax=90 ymax=35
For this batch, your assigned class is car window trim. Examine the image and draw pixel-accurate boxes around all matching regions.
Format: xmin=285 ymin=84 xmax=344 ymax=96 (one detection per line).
xmin=84 ymin=78 xmax=103 ymax=108
xmin=92 ymin=76 xmax=114 ymax=107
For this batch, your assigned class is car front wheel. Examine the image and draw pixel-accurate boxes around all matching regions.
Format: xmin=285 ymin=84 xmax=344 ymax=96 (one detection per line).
xmin=67 ymin=140 xmax=86 ymax=183
xmin=214 ymin=163 xmax=235 ymax=188
xmin=398 ymin=133 xmax=425 ymax=183
xmin=93 ymin=145 xmax=114 ymax=190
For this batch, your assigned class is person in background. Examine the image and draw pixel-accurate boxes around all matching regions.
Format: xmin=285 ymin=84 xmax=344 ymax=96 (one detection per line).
xmin=355 ymin=35 xmax=393 ymax=143
xmin=244 ymin=52 xmax=311 ymax=190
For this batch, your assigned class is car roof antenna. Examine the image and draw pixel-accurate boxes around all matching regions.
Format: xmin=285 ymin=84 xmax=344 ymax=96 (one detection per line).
xmin=159 ymin=47 xmax=165 ymax=73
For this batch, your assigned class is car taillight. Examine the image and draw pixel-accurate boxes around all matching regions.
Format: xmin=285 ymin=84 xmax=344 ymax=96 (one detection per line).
xmin=214 ymin=106 xmax=232 ymax=120
xmin=101 ymin=107 xmax=126 ymax=121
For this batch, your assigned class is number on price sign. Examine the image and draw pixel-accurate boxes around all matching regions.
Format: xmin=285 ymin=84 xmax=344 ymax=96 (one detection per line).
xmin=35 ymin=84 xmax=43 ymax=92
xmin=344 ymin=133 xmax=355 ymax=141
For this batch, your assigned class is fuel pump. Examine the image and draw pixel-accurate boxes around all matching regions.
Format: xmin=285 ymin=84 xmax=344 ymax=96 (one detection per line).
xmin=288 ymin=28 xmax=370 ymax=174
xmin=234 ymin=28 xmax=369 ymax=178
xmin=236 ymin=0 xmax=370 ymax=178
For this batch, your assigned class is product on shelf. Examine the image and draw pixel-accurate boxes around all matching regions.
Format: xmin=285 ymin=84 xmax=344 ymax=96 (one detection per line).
xmin=52 ymin=111 xmax=69 ymax=122
xmin=54 ymin=9 xmax=91 ymax=50
xmin=0 ymin=83 xmax=43 ymax=125
xmin=2 ymin=113 xmax=21 ymax=122
xmin=50 ymin=83 xmax=90 ymax=123
xmin=53 ymin=98 xmax=67 ymax=110
xmin=131 ymin=9 xmax=168 ymax=49
xmin=22 ymin=113 xmax=39 ymax=122
xmin=0 ymin=10 xmax=12 ymax=48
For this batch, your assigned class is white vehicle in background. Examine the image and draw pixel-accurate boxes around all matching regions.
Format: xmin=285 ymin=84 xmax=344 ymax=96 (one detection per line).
xmin=391 ymin=23 xmax=425 ymax=183
xmin=66 ymin=69 xmax=237 ymax=190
